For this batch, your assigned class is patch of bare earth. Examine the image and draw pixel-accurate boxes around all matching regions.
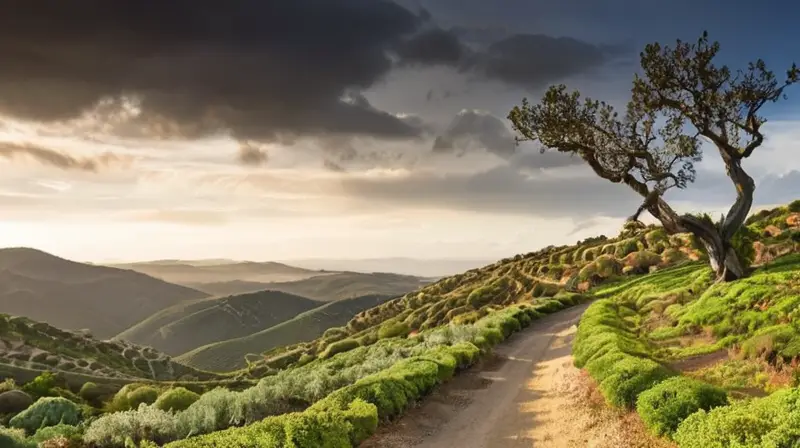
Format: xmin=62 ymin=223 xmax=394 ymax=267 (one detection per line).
xmin=362 ymin=303 xmax=671 ymax=448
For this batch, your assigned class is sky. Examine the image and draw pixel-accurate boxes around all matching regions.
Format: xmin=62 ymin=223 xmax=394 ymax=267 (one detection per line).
xmin=0 ymin=0 xmax=798 ymax=265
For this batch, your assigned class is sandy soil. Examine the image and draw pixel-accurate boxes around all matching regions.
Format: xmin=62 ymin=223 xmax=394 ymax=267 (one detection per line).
xmin=363 ymin=303 xmax=673 ymax=448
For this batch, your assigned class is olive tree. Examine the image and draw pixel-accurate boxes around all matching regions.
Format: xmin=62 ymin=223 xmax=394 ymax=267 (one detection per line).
xmin=508 ymin=32 xmax=798 ymax=281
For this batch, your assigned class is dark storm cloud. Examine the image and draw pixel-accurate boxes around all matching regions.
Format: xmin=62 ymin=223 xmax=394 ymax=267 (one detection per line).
xmin=0 ymin=0 xmax=450 ymax=141
xmin=432 ymin=110 xmax=516 ymax=158
xmin=0 ymin=142 xmax=130 ymax=172
xmin=0 ymin=1 xmax=620 ymax=144
xmin=431 ymin=110 xmax=584 ymax=168
xmin=463 ymin=34 xmax=609 ymax=89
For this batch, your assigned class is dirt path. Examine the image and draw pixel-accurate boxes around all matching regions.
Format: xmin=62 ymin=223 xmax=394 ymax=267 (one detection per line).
xmin=363 ymin=302 xmax=672 ymax=448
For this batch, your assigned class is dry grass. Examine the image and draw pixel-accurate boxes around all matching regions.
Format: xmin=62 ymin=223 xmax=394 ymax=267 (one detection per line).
xmin=554 ymin=369 xmax=676 ymax=448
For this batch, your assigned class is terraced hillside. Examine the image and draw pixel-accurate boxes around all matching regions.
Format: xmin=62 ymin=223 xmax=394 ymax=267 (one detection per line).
xmin=115 ymin=291 xmax=325 ymax=356
xmin=0 ymin=248 xmax=209 ymax=338
xmin=1 ymin=202 xmax=796 ymax=448
xmin=176 ymin=294 xmax=395 ymax=371
xmin=0 ymin=314 xmax=221 ymax=387
xmin=216 ymin=271 xmax=432 ymax=301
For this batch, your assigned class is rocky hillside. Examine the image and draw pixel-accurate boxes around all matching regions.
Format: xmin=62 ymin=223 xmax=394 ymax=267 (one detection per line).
xmin=237 ymin=201 xmax=800 ymax=376
xmin=0 ymin=314 xmax=221 ymax=386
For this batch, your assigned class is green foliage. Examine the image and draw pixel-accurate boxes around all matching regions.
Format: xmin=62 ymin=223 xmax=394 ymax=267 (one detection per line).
xmin=154 ymin=387 xmax=200 ymax=412
xmin=731 ymin=225 xmax=759 ymax=268
xmin=31 ymin=423 xmax=83 ymax=445
xmin=109 ymin=384 xmax=160 ymax=412
xmin=21 ymin=372 xmax=57 ymax=399
xmin=320 ymin=339 xmax=361 ymax=359
xmin=673 ymin=387 xmax=800 ymax=448
xmin=636 ymin=377 xmax=728 ymax=438
xmin=788 ymin=199 xmax=800 ymax=213
xmin=9 ymin=397 xmax=82 ymax=435
xmin=0 ymin=427 xmax=34 ymax=448
xmin=377 ymin=322 xmax=410 ymax=340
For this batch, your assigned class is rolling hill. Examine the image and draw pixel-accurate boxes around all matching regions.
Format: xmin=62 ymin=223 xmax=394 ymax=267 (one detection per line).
xmin=0 ymin=248 xmax=209 ymax=338
xmin=0 ymin=313 xmax=222 ymax=388
xmin=175 ymin=294 xmax=395 ymax=371
xmin=114 ymin=290 xmax=325 ymax=355
xmin=106 ymin=259 xmax=324 ymax=285
xmin=187 ymin=271 xmax=431 ymax=301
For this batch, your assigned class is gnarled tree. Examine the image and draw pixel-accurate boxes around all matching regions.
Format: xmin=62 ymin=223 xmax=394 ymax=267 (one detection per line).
xmin=508 ymin=32 xmax=798 ymax=281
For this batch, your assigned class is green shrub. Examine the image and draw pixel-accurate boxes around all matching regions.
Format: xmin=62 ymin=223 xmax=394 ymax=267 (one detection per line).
xmin=321 ymin=339 xmax=361 ymax=359
xmin=378 ymin=322 xmax=410 ymax=340
xmin=31 ymin=423 xmax=83 ymax=444
xmin=673 ymin=387 xmax=800 ymax=448
xmin=788 ymin=199 xmax=800 ymax=213
xmin=21 ymin=372 xmax=57 ymax=399
xmin=154 ymin=387 xmax=200 ymax=413
xmin=636 ymin=376 xmax=728 ymax=438
xmin=731 ymin=225 xmax=758 ymax=268
xmin=9 ymin=397 xmax=82 ymax=435
xmin=109 ymin=384 xmax=159 ymax=411
xmin=0 ymin=427 xmax=34 ymax=448
xmin=598 ymin=356 xmax=672 ymax=408
xmin=0 ymin=390 xmax=34 ymax=415
xmin=84 ymin=404 xmax=179 ymax=447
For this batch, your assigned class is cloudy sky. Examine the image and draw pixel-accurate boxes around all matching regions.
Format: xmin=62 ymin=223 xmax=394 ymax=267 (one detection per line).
xmin=0 ymin=0 xmax=798 ymax=264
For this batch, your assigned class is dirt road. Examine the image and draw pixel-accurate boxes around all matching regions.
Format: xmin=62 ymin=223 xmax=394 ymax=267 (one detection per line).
xmin=363 ymin=302 xmax=671 ymax=448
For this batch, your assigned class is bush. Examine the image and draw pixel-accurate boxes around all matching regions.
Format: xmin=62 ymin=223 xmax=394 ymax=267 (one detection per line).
xmin=788 ymin=199 xmax=800 ymax=213
xmin=109 ymin=384 xmax=159 ymax=411
xmin=378 ymin=322 xmax=410 ymax=340
xmin=0 ymin=427 xmax=34 ymax=448
xmin=84 ymin=404 xmax=179 ymax=447
xmin=623 ymin=250 xmax=662 ymax=275
xmin=598 ymin=356 xmax=672 ymax=408
xmin=154 ymin=387 xmax=200 ymax=413
xmin=731 ymin=225 xmax=758 ymax=268
xmin=31 ymin=423 xmax=83 ymax=444
xmin=673 ymin=387 xmax=800 ymax=448
xmin=321 ymin=339 xmax=361 ymax=359
xmin=21 ymin=372 xmax=57 ymax=399
xmin=0 ymin=390 xmax=34 ymax=415
xmin=636 ymin=376 xmax=728 ymax=438
xmin=9 ymin=397 xmax=82 ymax=435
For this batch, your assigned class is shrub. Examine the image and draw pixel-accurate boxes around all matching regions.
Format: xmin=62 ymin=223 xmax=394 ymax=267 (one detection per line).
xmin=110 ymin=384 xmax=159 ymax=412
xmin=615 ymin=239 xmax=640 ymax=258
xmin=154 ymin=388 xmax=200 ymax=413
xmin=731 ymin=225 xmax=758 ymax=268
xmin=673 ymin=387 xmax=800 ymax=448
xmin=788 ymin=199 xmax=800 ymax=213
xmin=623 ymin=250 xmax=662 ymax=275
xmin=378 ymin=322 xmax=410 ymax=340
xmin=0 ymin=390 xmax=34 ymax=415
xmin=321 ymin=339 xmax=361 ymax=359
xmin=636 ymin=376 xmax=728 ymax=438
xmin=31 ymin=423 xmax=83 ymax=444
xmin=598 ymin=356 xmax=672 ymax=408
xmin=84 ymin=404 xmax=179 ymax=447
xmin=9 ymin=397 xmax=82 ymax=435
xmin=0 ymin=427 xmax=34 ymax=448
xmin=21 ymin=372 xmax=57 ymax=399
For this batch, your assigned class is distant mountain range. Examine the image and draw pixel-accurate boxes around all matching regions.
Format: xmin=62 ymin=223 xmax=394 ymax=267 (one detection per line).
xmin=0 ymin=248 xmax=208 ymax=339
xmin=276 ymin=257 xmax=494 ymax=277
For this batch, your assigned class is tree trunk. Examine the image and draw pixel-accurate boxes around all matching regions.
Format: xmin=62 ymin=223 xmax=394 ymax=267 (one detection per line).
xmin=690 ymin=220 xmax=746 ymax=281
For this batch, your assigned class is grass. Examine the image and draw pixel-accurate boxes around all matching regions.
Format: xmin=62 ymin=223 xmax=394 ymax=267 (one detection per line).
xmin=176 ymin=294 xmax=395 ymax=371
xmin=114 ymin=290 xmax=325 ymax=356
xmin=571 ymin=202 xmax=800 ymax=446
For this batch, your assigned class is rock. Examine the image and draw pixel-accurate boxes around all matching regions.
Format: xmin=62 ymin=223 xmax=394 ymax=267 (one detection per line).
xmin=787 ymin=213 xmax=800 ymax=228
xmin=0 ymin=390 xmax=33 ymax=414
xmin=763 ymin=225 xmax=783 ymax=237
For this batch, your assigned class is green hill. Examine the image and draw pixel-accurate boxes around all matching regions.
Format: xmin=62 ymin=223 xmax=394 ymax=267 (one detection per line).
xmin=106 ymin=259 xmax=323 ymax=285
xmin=0 ymin=314 xmax=222 ymax=387
xmin=0 ymin=248 xmax=209 ymax=339
xmin=175 ymin=294 xmax=395 ymax=371
xmin=114 ymin=290 xmax=324 ymax=355
xmin=186 ymin=271 xmax=430 ymax=300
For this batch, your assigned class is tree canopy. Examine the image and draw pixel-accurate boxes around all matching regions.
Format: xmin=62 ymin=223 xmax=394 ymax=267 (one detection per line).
xmin=508 ymin=32 xmax=798 ymax=281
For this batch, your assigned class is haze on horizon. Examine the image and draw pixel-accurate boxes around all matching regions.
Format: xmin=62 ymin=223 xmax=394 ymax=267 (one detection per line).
xmin=1 ymin=0 xmax=799 ymax=266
